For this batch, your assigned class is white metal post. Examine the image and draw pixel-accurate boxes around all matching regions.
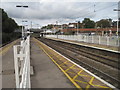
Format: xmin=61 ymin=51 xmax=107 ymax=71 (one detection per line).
xmin=22 ymin=21 xmax=24 ymax=39
xmin=118 ymin=38 xmax=120 ymax=46
xmin=84 ymin=35 xmax=86 ymax=42
xmin=92 ymin=35 xmax=94 ymax=43
xmin=13 ymin=46 xmax=20 ymax=88
xmin=77 ymin=22 xmax=78 ymax=35
xmin=99 ymin=36 xmax=101 ymax=44
xmin=27 ymin=36 xmax=30 ymax=88
xmin=117 ymin=19 xmax=119 ymax=37
xmin=107 ymin=36 xmax=110 ymax=45
xmin=116 ymin=37 xmax=120 ymax=46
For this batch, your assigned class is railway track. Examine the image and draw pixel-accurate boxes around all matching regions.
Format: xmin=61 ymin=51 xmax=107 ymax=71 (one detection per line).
xmin=37 ymin=37 xmax=120 ymax=88
xmin=51 ymin=41 xmax=119 ymax=69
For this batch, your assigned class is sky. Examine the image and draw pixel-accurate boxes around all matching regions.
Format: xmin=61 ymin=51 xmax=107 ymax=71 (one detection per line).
xmin=1 ymin=0 xmax=120 ymax=28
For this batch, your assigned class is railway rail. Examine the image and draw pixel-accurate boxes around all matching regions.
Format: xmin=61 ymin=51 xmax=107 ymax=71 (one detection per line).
xmin=37 ymin=37 xmax=120 ymax=89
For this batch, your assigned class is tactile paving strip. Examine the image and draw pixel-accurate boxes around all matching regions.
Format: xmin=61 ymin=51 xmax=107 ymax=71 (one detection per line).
xmin=33 ymin=38 xmax=112 ymax=90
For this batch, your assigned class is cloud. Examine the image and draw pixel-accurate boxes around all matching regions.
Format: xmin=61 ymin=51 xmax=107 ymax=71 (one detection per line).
xmin=1 ymin=0 xmax=120 ymax=2
xmin=1 ymin=2 xmax=95 ymax=20
xmin=1 ymin=1 xmax=118 ymax=27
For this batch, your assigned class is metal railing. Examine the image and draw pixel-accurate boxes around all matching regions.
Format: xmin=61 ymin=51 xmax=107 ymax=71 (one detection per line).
xmin=46 ymin=35 xmax=120 ymax=47
xmin=13 ymin=35 xmax=31 ymax=88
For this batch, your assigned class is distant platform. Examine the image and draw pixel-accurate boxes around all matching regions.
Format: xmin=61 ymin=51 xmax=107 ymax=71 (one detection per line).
xmin=46 ymin=37 xmax=120 ymax=53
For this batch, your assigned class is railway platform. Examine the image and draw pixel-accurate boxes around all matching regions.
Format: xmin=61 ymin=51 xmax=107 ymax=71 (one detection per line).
xmin=31 ymin=38 xmax=75 ymax=88
xmin=33 ymin=38 xmax=116 ymax=89
xmin=46 ymin=37 xmax=119 ymax=53
xmin=1 ymin=39 xmax=20 ymax=88
xmin=1 ymin=37 xmax=118 ymax=89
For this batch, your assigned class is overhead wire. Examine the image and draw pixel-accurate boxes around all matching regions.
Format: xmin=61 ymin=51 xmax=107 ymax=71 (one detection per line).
xmin=76 ymin=3 xmax=118 ymax=20
xmin=61 ymin=3 xmax=118 ymax=24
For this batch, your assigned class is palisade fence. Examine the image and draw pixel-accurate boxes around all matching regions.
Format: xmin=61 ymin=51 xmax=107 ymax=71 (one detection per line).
xmin=13 ymin=35 xmax=31 ymax=88
xmin=46 ymin=35 xmax=120 ymax=47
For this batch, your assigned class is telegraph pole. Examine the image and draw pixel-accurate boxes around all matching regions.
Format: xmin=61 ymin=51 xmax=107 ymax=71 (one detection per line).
xmin=31 ymin=21 xmax=32 ymax=29
xmin=114 ymin=9 xmax=120 ymax=37
xmin=113 ymin=2 xmax=120 ymax=37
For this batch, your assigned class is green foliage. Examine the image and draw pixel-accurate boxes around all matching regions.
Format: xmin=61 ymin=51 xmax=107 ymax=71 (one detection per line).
xmin=47 ymin=24 xmax=53 ymax=29
xmin=1 ymin=8 xmax=20 ymax=45
xmin=82 ymin=18 xmax=95 ymax=28
xmin=41 ymin=26 xmax=47 ymax=29
xmin=96 ymin=19 xmax=111 ymax=28
xmin=1 ymin=8 xmax=8 ymax=22
xmin=2 ymin=8 xmax=18 ymax=33
xmin=41 ymin=24 xmax=53 ymax=29
xmin=2 ymin=32 xmax=21 ymax=44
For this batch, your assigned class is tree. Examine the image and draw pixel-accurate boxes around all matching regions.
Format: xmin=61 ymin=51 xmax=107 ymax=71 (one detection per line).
xmin=47 ymin=24 xmax=53 ymax=29
xmin=96 ymin=19 xmax=111 ymax=28
xmin=2 ymin=8 xmax=18 ymax=33
xmin=82 ymin=18 xmax=95 ymax=28
xmin=1 ymin=8 xmax=8 ymax=22
xmin=1 ymin=8 xmax=20 ymax=45
xmin=41 ymin=26 xmax=47 ymax=29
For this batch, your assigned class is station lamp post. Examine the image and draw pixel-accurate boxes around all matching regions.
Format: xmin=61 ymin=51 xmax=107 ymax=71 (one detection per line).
xmin=75 ymin=21 xmax=79 ymax=35
xmin=16 ymin=5 xmax=28 ymax=40
xmin=22 ymin=20 xmax=28 ymax=38
xmin=56 ymin=21 xmax=58 ymax=38
xmin=113 ymin=9 xmax=120 ymax=37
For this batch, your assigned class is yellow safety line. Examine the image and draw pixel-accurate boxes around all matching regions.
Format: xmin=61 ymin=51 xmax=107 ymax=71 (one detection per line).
xmin=59 ymin=58 xmax=62 ymax=60
xmin=85 ymin=77 xmax=94 ymax=89
xmin=59 ymin=61 xmax=69 ymax=66
xmin=73 ymin=70 xmax=83 ymax=80
xmin=79 ymin=74 xmax=92 ymax=77
xmin=87 ymin=77 xmax=95 ymax=88
xmin=92 ymin=84 xmax=109 ymax=88
xmin=65 ymin=65 xmax=75 ymax=72
xmin=75 ymin=80 xmax=88 ymax=84
xmin=56 ymin=55 xmax=59 ymax=57
xmin=91 ymin=84 xmax=109 ymax=88
xmin=34 ymin=38 xmax=82 ymax=89
xmin=0 ymin=40 xmax=17 ymax=55
xmin=72 ymin=68 xmax=82 ymax=70
xmin=89 ymin=77 xmax=109 ymax=88
xmin=0 ymin=45 xmax=11 ymax=54
xmin=85 ymin=85 xmax=91 ymax=90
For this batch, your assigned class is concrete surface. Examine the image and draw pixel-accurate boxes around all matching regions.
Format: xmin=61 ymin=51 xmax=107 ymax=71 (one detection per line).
xmin=0 ymin=54 xmax=2 ymax=89
xmin=31 ymin=39 xmax=75 ymax=88
xmin=1 ymin=41 xmax=20 ymax=88
xmin=2 ymin=45 xmax=16 ymax=88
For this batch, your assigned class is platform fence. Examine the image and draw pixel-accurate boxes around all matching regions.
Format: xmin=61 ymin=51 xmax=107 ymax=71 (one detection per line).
xmin=46 ymin=35 xmax=120 ymax=47
xmin=13 ymin=35 xmax=31 ymax=88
